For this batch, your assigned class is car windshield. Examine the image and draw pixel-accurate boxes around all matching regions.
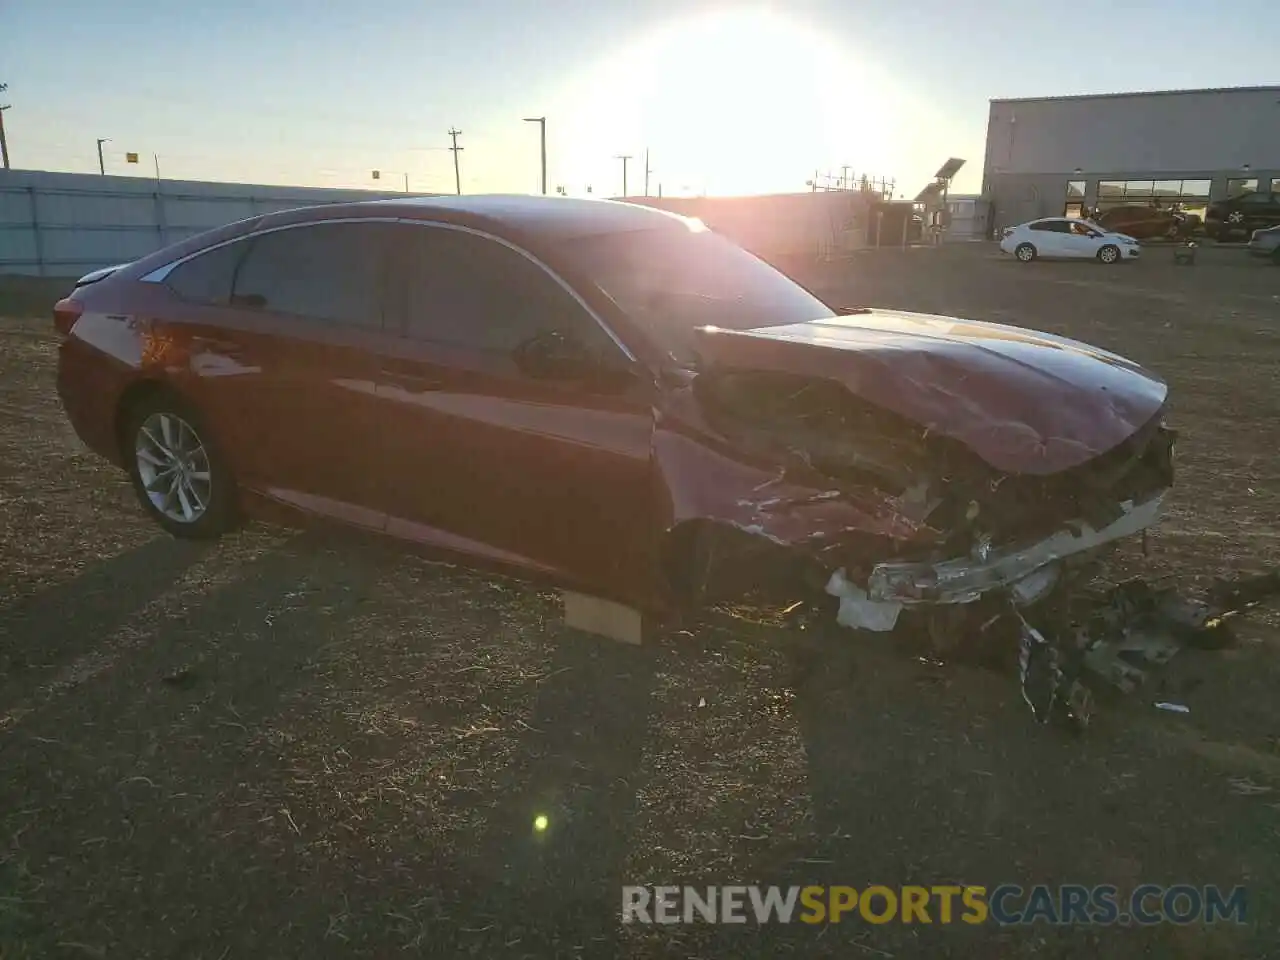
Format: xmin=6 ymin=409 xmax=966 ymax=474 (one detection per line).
xmin=554 ymin=224 xmax=835 ymax=363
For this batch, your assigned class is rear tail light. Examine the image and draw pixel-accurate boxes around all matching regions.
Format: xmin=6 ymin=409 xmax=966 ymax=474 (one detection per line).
xmin=53 ymin=297 xmax=84 ymax=337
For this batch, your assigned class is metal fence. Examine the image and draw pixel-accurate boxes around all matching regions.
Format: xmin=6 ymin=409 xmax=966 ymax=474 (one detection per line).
xmin=0 ymin=169 xmax=433 ymax=277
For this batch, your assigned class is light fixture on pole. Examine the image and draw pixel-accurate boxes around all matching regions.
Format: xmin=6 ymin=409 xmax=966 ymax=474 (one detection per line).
xmin=97 ymin=138 xmax=111 ymax=176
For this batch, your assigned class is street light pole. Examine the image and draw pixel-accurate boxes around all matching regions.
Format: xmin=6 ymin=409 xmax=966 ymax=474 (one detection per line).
xmin=523 ymin=117 xmax=546 ymax=194
xmin=615 ymin=155 xmax=632 ymax=198
xmin=97 ymin=138 xmax=110 ymax=175
xmin=0 ymin=84 xmax=11 ymax=170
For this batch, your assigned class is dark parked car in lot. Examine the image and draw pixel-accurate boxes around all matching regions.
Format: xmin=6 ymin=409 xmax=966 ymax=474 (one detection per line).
xmin=55 ymin=195 xmax=1175 ymax=631
xmin=1095 ymin=204 xmax=1194 ymax=241
xmin=1205 ymin=190 xmax=1280 ymax=241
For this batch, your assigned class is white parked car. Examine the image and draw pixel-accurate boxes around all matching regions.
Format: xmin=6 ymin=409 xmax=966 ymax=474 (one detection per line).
xmin=999 ymin=218 xmax=1140 ymax=264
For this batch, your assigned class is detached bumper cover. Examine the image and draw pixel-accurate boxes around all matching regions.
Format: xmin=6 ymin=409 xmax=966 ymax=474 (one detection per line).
xmin=867 ymin=495 xmax=1164 ymax=606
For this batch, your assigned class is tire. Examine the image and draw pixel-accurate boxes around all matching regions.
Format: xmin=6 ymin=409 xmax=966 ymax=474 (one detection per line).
xmin=1014 ymin=242 xmax=1036 ymax=262
xmin=123 ymin=390 xmax=237 ymax=539
xmin=1097 ymin=244 xmax=1121 ymax=265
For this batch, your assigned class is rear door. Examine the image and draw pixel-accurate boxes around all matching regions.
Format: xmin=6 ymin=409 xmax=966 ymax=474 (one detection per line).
xmin=1027 ymin=219 xmax=1069 ymax=256
xmin=376 ymin=222 xmax=657 ymax=599
xmin=164 ymin=220 xmax=396 ymax=527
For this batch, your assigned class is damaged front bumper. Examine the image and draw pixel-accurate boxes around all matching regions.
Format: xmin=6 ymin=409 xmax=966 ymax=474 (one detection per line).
xmin=826 ymin=495 xmax=1165 ymax=632
xmin=823 ymin=496 xmax=1280 ymax=732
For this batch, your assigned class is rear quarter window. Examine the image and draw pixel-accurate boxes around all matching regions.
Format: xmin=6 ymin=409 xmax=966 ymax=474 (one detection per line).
xmin=165 ymin=241 xmax=249 ymax=305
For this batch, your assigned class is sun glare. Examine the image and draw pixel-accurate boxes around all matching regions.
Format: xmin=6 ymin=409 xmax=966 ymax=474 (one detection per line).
xmin=552 ymin=9 xmax=927 ymax=196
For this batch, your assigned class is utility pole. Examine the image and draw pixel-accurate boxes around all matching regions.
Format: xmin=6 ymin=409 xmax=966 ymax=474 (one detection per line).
xmin=615 ymin=155 xmax=632 ymax=198
xmin=153 ymin=154 xmax=161 ymax=182
xmin=97 ymin=138 xmax=110 ymax=175
xmin=0 ymin=83 xmax=10 ymax=170
xmin=523 ymin=117 xmax=546 ymax=194
xmin=404 ymin=172 xmax=409 ymax=193
xmin=448 ymin=128 xmax=464 ymax=195
xmin=644 ymin=148 xmax=651 ymax=197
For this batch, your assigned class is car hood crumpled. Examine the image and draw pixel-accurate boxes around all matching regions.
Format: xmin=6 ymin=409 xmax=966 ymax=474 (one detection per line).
xmin=691 ymin=308 xmax=1168 ymax=476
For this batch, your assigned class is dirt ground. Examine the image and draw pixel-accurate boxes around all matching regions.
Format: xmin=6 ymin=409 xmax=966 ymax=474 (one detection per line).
xmin=1 ymin=244 xmax=1278 ymax=959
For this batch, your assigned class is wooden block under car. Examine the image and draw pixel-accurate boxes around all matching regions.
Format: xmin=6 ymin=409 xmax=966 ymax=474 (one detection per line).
xmin=562 ymin=590 xmax=645 ymax=645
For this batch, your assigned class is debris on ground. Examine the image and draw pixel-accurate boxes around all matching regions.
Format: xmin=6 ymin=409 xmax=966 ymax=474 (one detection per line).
xmin=1010 ymin=570 xmax=1280 ymax=731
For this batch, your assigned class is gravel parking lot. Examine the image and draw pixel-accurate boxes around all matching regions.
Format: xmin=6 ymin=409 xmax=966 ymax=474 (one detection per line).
xmin=1 ymin=243 xmax=1278 ymax=959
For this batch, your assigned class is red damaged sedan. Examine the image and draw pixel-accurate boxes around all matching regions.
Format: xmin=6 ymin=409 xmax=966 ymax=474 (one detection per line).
xmin=55 ymin=195 xmax=1174 ymax=634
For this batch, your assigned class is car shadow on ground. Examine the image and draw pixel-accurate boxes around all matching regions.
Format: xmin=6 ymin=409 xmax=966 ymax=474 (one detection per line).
xmin=0 ymin=534 xmax=1274 ymax=958
xmin=0 ymin=536 xmax=210 ymax=700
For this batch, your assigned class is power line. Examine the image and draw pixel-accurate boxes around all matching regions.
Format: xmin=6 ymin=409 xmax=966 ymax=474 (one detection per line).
xmin=448 ymin=128 xmax=464 ymax=195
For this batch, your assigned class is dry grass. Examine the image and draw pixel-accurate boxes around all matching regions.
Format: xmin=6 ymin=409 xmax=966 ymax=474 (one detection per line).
xmin=1 ymin=245 xmax=1278 ymax=958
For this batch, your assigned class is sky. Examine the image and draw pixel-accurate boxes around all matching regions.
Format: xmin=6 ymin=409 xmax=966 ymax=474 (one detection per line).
xmin=2 ymin=0 xmax=1277 ymax=199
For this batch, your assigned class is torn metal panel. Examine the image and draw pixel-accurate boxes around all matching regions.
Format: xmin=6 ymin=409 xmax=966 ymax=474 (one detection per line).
xmin=651 ymin=425 xmax=929 ymax=549
xmin=867 ymin=495 xmax=1165 ymax=605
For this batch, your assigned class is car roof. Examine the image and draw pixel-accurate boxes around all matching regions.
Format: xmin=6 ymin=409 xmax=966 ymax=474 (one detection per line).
xmin=258 ymin=193 xmax=697 ymax=241
xmin=118 ymin=194 xmax=702 ymax=287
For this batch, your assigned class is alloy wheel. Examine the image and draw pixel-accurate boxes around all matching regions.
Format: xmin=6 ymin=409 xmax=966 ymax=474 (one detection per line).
xmin=134 ymin=411 xmax=213 ymax=524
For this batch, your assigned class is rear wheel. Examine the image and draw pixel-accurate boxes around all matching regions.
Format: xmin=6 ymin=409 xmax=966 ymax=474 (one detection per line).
xmin=1014 ymin=242 xmax=1036 ymax=262
xmin=124 ymin=392 xmax=237 ymax=539
xmin=1097 ymin=244 xmax=1121 ymax=265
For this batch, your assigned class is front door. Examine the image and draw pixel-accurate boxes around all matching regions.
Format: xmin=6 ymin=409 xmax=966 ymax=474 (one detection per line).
xmin=376 ymin=223 xmax=657 ymax=601
xmin=1063 ymin=219 xmax=1104 ymax=257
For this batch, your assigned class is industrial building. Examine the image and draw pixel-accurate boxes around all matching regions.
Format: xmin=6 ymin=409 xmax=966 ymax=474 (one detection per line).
xmin=981 ymin=85 xmax=1280 ymax=232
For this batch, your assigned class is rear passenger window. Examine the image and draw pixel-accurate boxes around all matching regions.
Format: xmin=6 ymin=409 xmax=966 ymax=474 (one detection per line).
xmin=166 ymin=240 xmax=248 ymax=305
xmin=232 ymin=222 xmax=387 ymax=329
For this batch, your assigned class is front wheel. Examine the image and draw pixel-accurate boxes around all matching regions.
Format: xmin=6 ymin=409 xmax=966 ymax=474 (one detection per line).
xmin=1014 ymin=242 xmax=1036 ymax=262
xmin=1097 ymin=244 xmax=1121 ymax=265
xmin=125 ymin=392 xmax=237 ymax=539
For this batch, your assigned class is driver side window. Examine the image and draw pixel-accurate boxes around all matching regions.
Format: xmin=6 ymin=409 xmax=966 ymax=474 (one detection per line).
xmin=396 ymin=225 xmax=619 ymax=359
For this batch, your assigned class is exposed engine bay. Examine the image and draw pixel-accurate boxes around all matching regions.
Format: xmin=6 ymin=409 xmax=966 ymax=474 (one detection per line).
xmin=670 ymin=367 xmax=1276 ymax=732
